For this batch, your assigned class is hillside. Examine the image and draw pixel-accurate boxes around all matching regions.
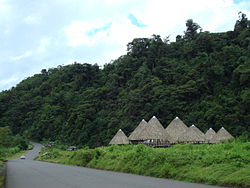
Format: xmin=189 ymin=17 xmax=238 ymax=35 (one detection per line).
xmin=0 ymin=13 xmax=250 ymax=147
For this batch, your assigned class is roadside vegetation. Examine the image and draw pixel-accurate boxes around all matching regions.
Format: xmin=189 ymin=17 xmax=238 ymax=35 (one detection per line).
xmin=0 ymin=126 xmax=29 ymax=165
xmin=38 ymin=139 xmax=250 ymax=188
xmin=0 ymin=126 xmax=29 ymax=186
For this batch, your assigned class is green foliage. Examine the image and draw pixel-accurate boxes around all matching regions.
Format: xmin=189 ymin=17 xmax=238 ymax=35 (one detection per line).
xmin=0 ymin=14 xmax=250 ymax=147
xmin=0 ymin=126 xmax=28 ymax=149
xmin=184 ymin=19 xmax=202 ymax=41
xmin=38 ymin=141 xmax=250 ymax=188
xmin=0 ymin=175 xmax=3 ymax=187
xmin=0 ymin=146 xmax=22 ymax=163
xmin=0 ymin=126 xmax=12 ymax=147
xmin=234 ymin=12 xmax=250 ymax=32
xmin=0 ymin=126 xmax=28 ymax=169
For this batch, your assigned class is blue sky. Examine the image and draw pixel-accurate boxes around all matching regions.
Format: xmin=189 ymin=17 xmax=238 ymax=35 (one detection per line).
xmin=0 ymin=0 xmax=250 ymax=91
xmin=128 ymin=14 xmax=146 ymax=28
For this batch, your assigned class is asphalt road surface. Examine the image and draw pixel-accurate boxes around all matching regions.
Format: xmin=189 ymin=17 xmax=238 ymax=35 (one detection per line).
xmin=7 ymin=143 xmax=226 ymax=188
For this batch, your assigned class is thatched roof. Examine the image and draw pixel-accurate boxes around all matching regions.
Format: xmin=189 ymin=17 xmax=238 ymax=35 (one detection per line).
xmin=178 ymin=125 xmax=204 ymax=143
xmin=211 ymin=127 xmax=233 ymax=144
xmin=129 ymin=116 xmax=173 ymax=142
xmin=129 ymin=119 xmax=148 ymax=140
xmin=165 ymin=117 xmax=189 ymax=142
xmin=189 ymin=125 xmax=205 ymax=142
xmin=148 ymin=116 xmax=165 ymax=130
xmin=205 ymin=128 xmax=216 ymax=143
xmin=145 ymin=116 xmax=173 ymax=142
xmin=109 ymin=129 xmax=129 ymax=145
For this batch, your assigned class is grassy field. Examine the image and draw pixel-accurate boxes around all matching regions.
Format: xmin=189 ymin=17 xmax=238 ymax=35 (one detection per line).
xmin=38 ymin=141 xmax=250 ymax=188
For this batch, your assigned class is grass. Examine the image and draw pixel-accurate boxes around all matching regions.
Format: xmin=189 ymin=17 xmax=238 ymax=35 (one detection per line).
xmin=0 ymin=175 xmax=3 ymax=187
xmin=38 ymin=141 xmax=250 ymax=188
xmin=5 ymin=150 xmax=28 ymax=160
xmin=0 ymin=157 xmax=3 ymax=187
xmin=0 ymin=146 xmax=27 ymax=161
xmin=0 ymin=143 xmax=32 ymax=161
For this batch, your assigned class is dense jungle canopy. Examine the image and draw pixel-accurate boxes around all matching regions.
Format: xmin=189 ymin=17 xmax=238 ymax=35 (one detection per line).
xmin=0 ymin=13 xmax=249 ymax=147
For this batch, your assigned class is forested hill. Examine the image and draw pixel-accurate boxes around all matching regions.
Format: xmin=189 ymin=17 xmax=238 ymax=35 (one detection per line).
xmin=1 ymin=13 xmax=250 ymax=147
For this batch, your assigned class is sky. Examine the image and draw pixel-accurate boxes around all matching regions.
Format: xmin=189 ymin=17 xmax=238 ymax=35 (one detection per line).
xmin=0 ymin=0 xmax=250 ymax=91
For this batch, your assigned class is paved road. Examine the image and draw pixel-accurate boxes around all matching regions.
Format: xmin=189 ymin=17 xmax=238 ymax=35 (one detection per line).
xmin=25 ymin=142 xmax=43 ymax=160
xmin=7 ymin=143 xmax=225 ymax=188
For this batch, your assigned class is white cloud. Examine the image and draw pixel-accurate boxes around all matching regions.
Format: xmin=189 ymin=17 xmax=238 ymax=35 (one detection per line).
xmin=0 ymin=75 xmax=19 ymax=90
xmin=10 ymin=51 xmax=33 ymax=61
xmin=1 ymin=0 xmax=250 ymax=91
xmin=23 ymin=14 xmax=41 ymax=24
xmin=109 ymin=20 xmax=150 ymax=44
xmin=0 ymin=0 xmax=11 ymax=21
xmin=65 ymin=16 xmax=151 ymax=46
xmin=65 ymin=21 xmax=97 ymax=46
xmin=37 ymin=37 xmax=51 ymax=53
xmin=64 ymin=0 xmax=250 ymax=49
xmin=65 ymin=21 xmax=114 ymax=47
xmin=0 ymin=0 xmax=9 ymax=11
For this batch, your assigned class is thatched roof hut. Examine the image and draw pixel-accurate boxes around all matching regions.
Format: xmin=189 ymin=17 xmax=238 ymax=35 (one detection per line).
xmin=148 ymin=116 xmax=165 ymax=130
xmin=211 ymin=127 xmax=233 ymax=144
xmin=189 ymin=124 xmax=205 ymax=142
xmin=145 ymin=116 xmax=173 ymax=142
xmin=205 ymin=128 xmax=216 ymax=143
xmin=129 ymin=119 xmax=148 ymax=141
xmin=165 ymin=117 xmax=189 ymax=143
xmin=178 ymin=126 xmax=205 ymax=143
xmin=109 ymin=129 xmax=129 ymax=145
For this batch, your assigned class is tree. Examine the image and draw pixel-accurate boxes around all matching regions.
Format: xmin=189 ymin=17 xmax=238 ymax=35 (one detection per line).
xmin=234 ymin=12 xmax=249 ymax=32
xmin=0 ymin=126 xmax=12 ymax=147
xmin=127 ymin=38 xmax=151 ymax=57
xmin=176 ymin=35 xmax=182 ymax=42
xmin=41 ymin=69 xmax=48 ymax=75
xmin=184 ymin=19 xmax=202 ymax=41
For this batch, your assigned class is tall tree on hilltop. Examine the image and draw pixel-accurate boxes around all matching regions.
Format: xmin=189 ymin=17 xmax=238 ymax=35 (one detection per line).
xmin=234 ymin=12 xmax=249 ymax=32
xmin=127 ymin=38 xmax=151 ymax=57
xmin=184 ymin=19 xmax=202 ymax=41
